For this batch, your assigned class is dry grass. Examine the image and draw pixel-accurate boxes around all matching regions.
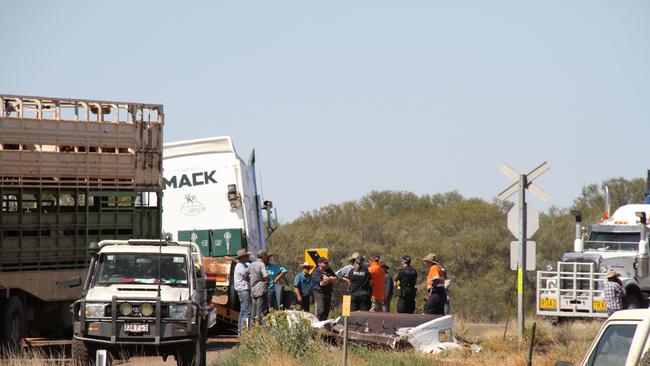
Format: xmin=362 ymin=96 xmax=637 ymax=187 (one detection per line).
xmin=213 ymin=317 xmax=603 ymax=366
xmin=0 ymin=347 xmax=67 ymax=366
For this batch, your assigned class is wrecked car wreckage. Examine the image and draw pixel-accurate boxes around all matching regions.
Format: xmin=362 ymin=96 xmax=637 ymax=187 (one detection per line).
xmin=284 ymin=310 xmax=472 ymax=353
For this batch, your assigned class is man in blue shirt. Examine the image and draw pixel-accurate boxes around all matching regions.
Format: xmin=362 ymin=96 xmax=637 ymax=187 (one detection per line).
xmin=293 ymin=262 xmax=315 ymax=312
xmin=312 ymin=257 xmax=338 ymax=321
xmin=266 ymin=257 xmax=288 ymax=310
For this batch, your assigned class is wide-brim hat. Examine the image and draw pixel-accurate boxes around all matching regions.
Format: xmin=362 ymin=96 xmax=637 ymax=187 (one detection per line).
xmin=422 ymin=253 xmax=438 ymax=263
xmin=605 ymin=269 xmax=620 ymax=278
xmin=347 ymin=252 xmax=361 ymax=261
xmin=236 ymin=249 xmax=252 ymax=259
xmin=301 ymin=262 xmax=314 ymax=268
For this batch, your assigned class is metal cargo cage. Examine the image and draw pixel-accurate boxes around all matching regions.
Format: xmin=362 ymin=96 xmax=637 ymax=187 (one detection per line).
xmin=0 ymin=95 xmax=164 ymax=272
xmin=0 ymin=94 xmax=163 ymax=190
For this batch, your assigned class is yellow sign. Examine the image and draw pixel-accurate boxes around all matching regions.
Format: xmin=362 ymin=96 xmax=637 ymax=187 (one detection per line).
xmin=517 ymin=267 xmax=523 ymax=294
xmin=342 ymin=295 xmax=351 ymax=316
xmin=593 ymin=300 xmax=607 ymax=312
xmin=305 ymin=248 xmax=328 ymax=274
xmin=539 ymin=297 xmax=557 ymax=310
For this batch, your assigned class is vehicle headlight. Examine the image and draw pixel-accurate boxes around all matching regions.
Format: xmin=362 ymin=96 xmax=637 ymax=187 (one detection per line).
xmin=140 ymin=302 xmax=154 ymax=317
xmin=600 ymin=265 xmax=608 ymax=273
xmin=169 ymin=304 xmax=189 ymax=319
xmin=119 ymin=302 xmax=133 ymax=316
xmin=85 ymin=303 xmax=106 ymax=318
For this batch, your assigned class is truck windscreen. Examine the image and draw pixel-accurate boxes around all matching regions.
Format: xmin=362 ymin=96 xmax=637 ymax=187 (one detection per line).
xmin=585 ymin=232 xmax=640 ymax=251
xmin=94 ymin=253 xmax=188 ymax=286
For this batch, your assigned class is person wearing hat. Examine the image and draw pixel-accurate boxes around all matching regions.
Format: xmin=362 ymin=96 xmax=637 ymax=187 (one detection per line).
xmin=349 ymin=256 xmax=372 ymax=311
xmin=312 ymin=257 xmax=338 ymax=320
xmin=249 ymin=250 xmax=270 ymax=323
xmin=380 ymin=260 xmax=394 ymax=312
xmin=423 ymin=253 xmax=447 ymax=315
xmin=293 ymin=262 xmax=315 ymax=312
xmin=368 ymin=256 xmax=386 ymax=312
xmin=336 ymin=252 xmax=361 ymax=286
xmin=604 ymin=268 xmax=626 ymax=316
xmin=233 ymin=249 xmax=252 ymax=335
xmin=395 ymin=255 xmax=418 ymax=313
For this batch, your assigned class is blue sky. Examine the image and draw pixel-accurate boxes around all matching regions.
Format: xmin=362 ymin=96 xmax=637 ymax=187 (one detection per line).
xmin=2 ymin=1 xmax=649 ymax=221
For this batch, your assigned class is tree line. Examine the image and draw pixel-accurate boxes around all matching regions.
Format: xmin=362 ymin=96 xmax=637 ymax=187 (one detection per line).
xmin=267 ymin=177 xmax=646 ymax=321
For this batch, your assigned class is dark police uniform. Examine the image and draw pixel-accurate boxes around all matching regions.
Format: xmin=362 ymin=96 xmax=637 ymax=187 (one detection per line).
xmin=395 ymin=266 xmax=418 ymax=313
xmin=349 ymin=267 xmax=372 ymax=311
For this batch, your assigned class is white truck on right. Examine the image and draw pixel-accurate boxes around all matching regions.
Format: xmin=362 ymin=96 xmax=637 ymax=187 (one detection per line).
xmin=537 ymin=185 xmax=650 ymax=319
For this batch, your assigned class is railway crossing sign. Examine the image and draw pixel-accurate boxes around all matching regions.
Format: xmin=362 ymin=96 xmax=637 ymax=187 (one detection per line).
xmin=304 ymin=248 xmax=328 ymax=274
xmin=507 ymin=204 xmax=539 ymax=239
xmin=498 ymin=161 xmax=549 ymax=341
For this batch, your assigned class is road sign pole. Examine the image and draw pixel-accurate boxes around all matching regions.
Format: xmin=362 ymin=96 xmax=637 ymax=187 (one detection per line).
xmin=518 ymin=174 xmax=527 ymax=341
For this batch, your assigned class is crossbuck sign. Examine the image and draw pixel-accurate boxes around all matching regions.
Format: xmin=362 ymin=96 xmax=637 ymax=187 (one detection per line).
xmin=498 ymin=161 xmax=549 ymax=341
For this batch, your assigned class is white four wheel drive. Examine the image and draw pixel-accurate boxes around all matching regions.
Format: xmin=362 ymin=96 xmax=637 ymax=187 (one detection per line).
xmin=72 ymin=239 xmax=215 ymax=366
xmin=555 ymin=309 xmax=650 ymax=366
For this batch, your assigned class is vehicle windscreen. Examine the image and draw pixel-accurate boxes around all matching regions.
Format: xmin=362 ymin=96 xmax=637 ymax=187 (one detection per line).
xmin=586 ymin=324 xmax=637 ymax=366
xmin=94 ymin=253 xmax=188 ymax=286
xmin=585 ymin=232 xmax=640 ymax=251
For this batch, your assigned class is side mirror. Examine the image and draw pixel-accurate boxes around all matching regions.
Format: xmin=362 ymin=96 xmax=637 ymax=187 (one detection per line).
xmin=555 ymin=361 xmax=574 ymax=366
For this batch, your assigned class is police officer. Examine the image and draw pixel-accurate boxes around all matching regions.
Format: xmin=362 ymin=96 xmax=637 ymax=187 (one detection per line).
xmin=394 ymin=255 xmax=418 ymax=313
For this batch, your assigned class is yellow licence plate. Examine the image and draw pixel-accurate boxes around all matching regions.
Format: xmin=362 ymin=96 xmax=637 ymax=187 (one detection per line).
xmin=540 ymin=297 xmax=557 ymax=309
xmin=593 ymin=300 xmax=607 ymax=312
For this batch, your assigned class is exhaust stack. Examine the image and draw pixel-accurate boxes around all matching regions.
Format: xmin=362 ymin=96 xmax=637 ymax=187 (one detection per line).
xmin=571 ymin=210 xmax=584 ymax=253
xmin=636 ymin=212 xmax=649 ymax=278
xmin=645 ymin=169 xmax=650 ymax=204
xmin=604 ymin=186 xmax=611 ymax=220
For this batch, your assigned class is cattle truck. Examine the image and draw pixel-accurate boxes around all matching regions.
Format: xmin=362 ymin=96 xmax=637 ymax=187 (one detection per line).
xmin=162 ymin=136 xmax=276 ymax=328
xmin=537 ymin=172 xmax=650 ymax=319
xmin=0 ymin=94 xmax=163 ymax=347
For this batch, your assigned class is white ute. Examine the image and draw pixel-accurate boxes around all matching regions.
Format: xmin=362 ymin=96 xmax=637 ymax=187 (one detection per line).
xmin=72 ymin=239 xmax=215 ymax=366
xmin=556 ymin=309 xmax=650 ymax=366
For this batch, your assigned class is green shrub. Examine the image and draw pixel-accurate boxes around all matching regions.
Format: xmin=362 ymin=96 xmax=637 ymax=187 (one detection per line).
xmin=239 ymin=310 xmax=316 ymax=359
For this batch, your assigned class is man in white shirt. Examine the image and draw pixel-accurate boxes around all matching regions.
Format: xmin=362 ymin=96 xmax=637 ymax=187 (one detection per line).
xmin=233 ymin=249 xmax=252 ymax=335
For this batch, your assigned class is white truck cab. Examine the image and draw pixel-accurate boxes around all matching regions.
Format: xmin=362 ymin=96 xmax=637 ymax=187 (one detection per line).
xmin=556 ymin=309 xmax=650 ymax=366
xmin=72 ymin=239 xmax=214 ymax=366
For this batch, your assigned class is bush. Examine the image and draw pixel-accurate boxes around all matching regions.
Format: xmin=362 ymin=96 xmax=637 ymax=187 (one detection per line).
xmin=239 ymin=310 xmax=316 ymax=359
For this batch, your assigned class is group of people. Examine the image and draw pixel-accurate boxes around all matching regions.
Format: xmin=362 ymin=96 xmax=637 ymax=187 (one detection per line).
xmin=232 ymin=247 xmax=450 ymax=335
xmin=233 ymin=249 xmax=289 ymax=335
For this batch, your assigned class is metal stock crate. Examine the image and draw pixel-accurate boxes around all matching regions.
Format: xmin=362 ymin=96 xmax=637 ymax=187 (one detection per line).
xmin=537 ymin=262 xmax=608 ymax=318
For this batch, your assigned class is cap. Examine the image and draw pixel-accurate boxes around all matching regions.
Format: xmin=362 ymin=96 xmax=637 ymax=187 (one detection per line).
xmin=257 ymin=250 xmax=273 ymax=258
xmin=401 ymin=255 xmax=412 ymax=263
xmin=355 ymin=255 xmax=366 ymax=264
xmin=317 ymin=257 xmax=329 ymax=264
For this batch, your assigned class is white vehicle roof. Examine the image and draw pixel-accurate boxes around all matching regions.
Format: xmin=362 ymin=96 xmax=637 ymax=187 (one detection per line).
xmin=163 ymin=136 xmax=237 ymax=159
xmin=607 ymin=309 xmax=650 ymax=321
xmin=607 ymin=204 xmax=650 ymax=225
xmin=99 ymin=245 xmax=189 ymax=255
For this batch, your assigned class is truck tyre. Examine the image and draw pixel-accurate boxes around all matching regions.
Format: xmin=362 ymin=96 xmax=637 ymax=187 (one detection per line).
xmin=72 ymin=338 xmax=97 ymax=366
xmin=176 ymin=326 xmax=206 ymax=366
xmin=624 ymin=294 xmax=642 ymax=309
xmin=3 ymin=296 xmax=24 ymax=350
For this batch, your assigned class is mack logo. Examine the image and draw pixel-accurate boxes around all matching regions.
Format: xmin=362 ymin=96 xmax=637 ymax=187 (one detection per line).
xmin=164 ymin=171 xmax=217 ymax=190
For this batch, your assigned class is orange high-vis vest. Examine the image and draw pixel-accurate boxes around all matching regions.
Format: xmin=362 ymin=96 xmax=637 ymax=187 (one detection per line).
xmin=427 ymin=264 xmax=446 ymax=289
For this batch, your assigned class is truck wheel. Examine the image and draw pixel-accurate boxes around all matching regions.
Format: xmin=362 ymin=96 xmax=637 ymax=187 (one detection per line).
xmin=72 ymin=338 xmax=97 ymax=366
xmin=176 ymin=329 xmax=206 ymax=366
xmin=624 ymin=294 xmax=642 ymax=309
xmin=3 ymin=296 xmax=24 ymax=350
